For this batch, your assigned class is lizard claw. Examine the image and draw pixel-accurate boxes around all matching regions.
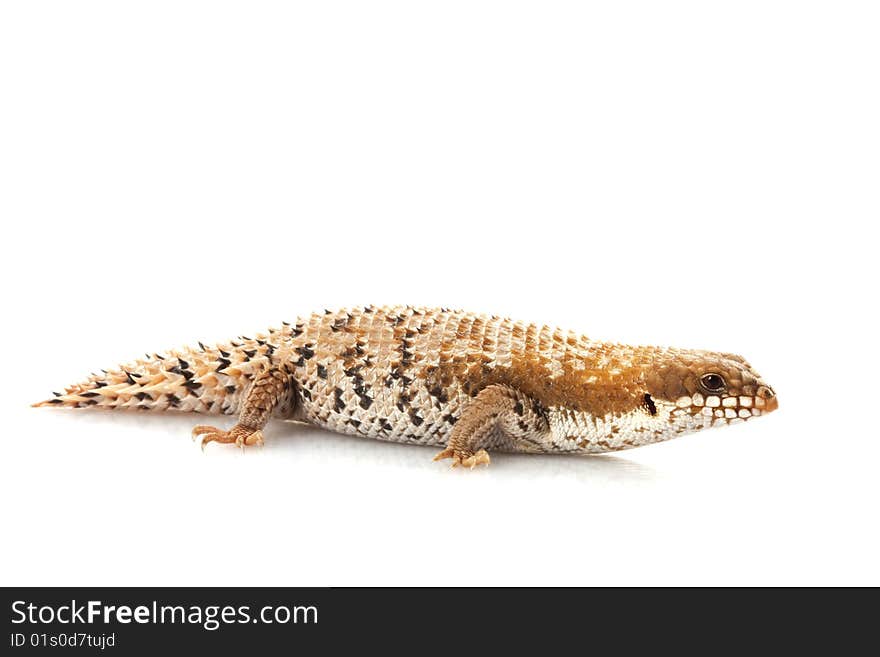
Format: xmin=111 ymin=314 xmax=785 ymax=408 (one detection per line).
xmin=432 ymin=447 xmax=490 ymax=469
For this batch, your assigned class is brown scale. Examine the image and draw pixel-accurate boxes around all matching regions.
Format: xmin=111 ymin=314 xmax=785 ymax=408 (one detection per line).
xmin=34 ymin=306 xmax=778 ymax=467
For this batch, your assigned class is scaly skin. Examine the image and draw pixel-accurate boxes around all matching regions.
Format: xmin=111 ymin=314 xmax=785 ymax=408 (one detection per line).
xmin=34 ymin=306 xmax=778 ymax=467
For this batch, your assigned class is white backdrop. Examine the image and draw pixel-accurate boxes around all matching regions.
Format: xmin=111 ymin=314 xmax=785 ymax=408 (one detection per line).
xmin=1 ymin=2 xmax=877 ymax=586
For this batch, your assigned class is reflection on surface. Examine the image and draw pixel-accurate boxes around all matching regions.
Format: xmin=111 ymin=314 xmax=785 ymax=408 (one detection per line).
xmin=40 ymin=410 xmax=658 ymax=484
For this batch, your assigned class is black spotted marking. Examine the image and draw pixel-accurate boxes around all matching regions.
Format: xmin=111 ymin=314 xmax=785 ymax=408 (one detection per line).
xmin=348 ymin=418 xmax=361 ymax=429
xmin=243 ymin=349 xmax=256 ymax=360
xmin=216 ymin=357 xmax=231 ymax=371
xmin=225 ymin=385 xmax=236 ymax=394
xmin=399 ymin=329 xmax=416 ymax=366
xmin=219 ymin=349 xmax=230 ymax=358
xmin=644 ymin=394 xmax=657 ymax=416
xmin=48 ymin=398 xmax=63 ymax=404
xmin=166 ymin=393 xmax=181 ymax=408
xmin=513 ymin=400 xmax=524 ymax=416
xmin=301 ymin=387 xmax=312 ymax=401
xmin=134 ymin=391 xmax=152 ymax=402
xmin=80 ymin=391 xmax=100 ymax=398
xmin=317 ymin=364 xmax=328 ymax=379
xmin=408 ymin=409 xmax=424 ymax=427
xmin=168 ymin=365 xmax=193 ymax=380
xmin=334 ymin=388 xmax=346 ymax=413
xmin=380 ymin=419 xmax=393 ymax=432
xmin=124 ymin=371 xmax=140 ymax=385
xmin=94 ymin=381 xmax=106 ymax=388
xmin=184 ymin=380 xmax=202 ymax=392
xmin=294 ymin=345 xmax=315 ymax=367
xmin=344 ymin=366 xmax=374 ymax=411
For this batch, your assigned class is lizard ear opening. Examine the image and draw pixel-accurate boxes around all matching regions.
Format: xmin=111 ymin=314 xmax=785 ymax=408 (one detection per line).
xmin=643 ymin=394 xmax=657 ymax=416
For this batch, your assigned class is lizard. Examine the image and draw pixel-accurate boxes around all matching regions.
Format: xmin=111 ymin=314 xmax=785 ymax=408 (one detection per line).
xmin=34 ymin=306 xmax=778 ymax=467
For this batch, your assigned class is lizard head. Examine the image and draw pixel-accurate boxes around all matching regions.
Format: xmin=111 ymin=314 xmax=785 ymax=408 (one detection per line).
xmin=642 ymin=348 xmax=778 ymax=434
xmin=542 ymin=344 xmax=777 ymax=452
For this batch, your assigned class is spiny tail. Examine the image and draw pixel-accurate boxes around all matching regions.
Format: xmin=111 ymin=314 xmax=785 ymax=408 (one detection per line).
xmin=33 ymin=326 xmax=292 ymax=415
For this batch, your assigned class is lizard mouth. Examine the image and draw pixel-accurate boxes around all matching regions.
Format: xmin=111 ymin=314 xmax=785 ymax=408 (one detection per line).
xmin=690 ymin=385 xmax=778 ymax=419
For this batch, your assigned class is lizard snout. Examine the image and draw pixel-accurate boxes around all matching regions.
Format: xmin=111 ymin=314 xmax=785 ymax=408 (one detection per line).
xmin=757 ymin=385 xmax=778 ymax=412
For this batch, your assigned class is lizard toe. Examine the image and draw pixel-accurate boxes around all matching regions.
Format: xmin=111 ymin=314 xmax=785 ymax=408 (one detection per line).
xmin=433 ymin=447 xmax=490 ymax=469
xmin=432 ymin=447 xmax=456 ymax=462
xmin=192 ymin=424 xmax=222 ymax=440
xmin=198 ymin=424 xmax=263 ymax=452
xmin=461 ymin=449 xmax=491 ymax=468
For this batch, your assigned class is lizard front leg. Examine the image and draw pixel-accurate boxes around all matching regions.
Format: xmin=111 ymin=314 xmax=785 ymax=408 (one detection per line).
xmin=192 ymin=367 xmax=295 ymax=451
xmin=433 ymin=384 xmax=549 ymax=468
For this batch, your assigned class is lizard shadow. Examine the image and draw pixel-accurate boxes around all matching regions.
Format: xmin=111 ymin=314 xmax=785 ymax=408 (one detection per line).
xmin=41 ymin=411 xmax=659 ymax=484
xmin=267 ymin=422 xmax=660 ymax=484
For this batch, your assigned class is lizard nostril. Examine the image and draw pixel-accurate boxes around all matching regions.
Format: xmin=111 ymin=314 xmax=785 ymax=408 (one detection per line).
xmin=757 ymin=385 xmax=775 ymax=399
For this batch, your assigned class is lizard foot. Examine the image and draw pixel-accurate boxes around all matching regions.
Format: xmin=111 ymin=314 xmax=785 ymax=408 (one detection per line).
xmin=432 ymin=447 xmax=491 ymax=469
xmin=192 ymin=424 xmax=264 ymax=451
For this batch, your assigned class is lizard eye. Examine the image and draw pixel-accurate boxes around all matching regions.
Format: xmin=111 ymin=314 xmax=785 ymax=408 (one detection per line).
xmin=700 ymin=373 xmax=726 ymax=393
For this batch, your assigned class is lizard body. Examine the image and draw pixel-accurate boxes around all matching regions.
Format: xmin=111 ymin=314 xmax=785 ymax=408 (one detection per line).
xmin=35 ymin=306 xmax=778 ymax=466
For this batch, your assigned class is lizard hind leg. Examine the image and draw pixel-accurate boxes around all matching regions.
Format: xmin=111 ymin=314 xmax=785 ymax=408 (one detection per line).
xmin=194 ymin=367 xmax=294 ymax=452
xmin=433 ymin=384 xmax=549 ymax=469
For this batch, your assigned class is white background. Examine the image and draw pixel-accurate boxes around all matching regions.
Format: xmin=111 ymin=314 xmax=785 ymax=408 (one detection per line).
xmin=1 ymin=2 xmax=877 ymax=586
